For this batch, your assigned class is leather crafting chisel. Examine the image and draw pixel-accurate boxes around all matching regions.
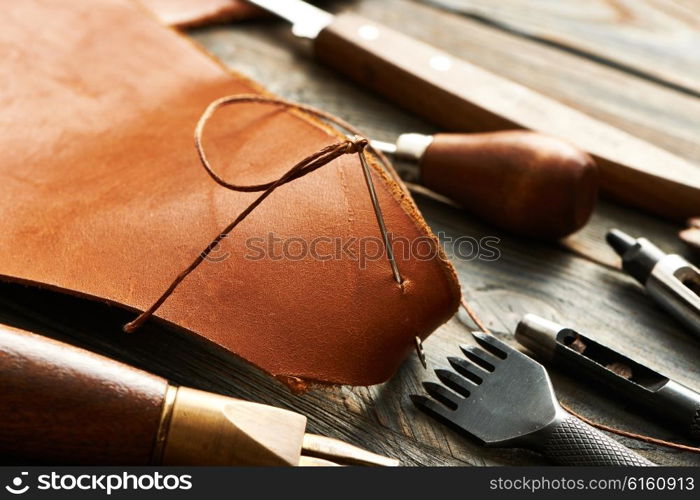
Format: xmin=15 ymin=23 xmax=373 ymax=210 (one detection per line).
xmin=0 ymin=324 xmax=398 ymax=466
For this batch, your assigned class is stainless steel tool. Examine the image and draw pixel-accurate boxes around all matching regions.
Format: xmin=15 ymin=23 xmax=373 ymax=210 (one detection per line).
xmin=412 ymin=332 xmax=654 ymax=465
xmin=370 ymin=134 xmax=433 ymax=182
xmin=516 ymin=314 xmax=700 ymax=440
xmin=607 ymin=229 xmax=700 ymax=339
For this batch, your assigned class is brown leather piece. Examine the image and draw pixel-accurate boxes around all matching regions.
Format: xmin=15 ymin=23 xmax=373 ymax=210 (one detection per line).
xmin=141 ymin=0 xmax=263 ymax=27
xmin=0 ymin=0 xmax=459 ymax=387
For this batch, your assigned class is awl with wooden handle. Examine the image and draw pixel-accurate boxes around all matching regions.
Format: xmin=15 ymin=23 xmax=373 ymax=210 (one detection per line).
xmin=372 ymin=130 xmax=598 ymax=238
xmin=0 ymin=324 xmax=398 ymax=466
xmin=244 ymin=0 xmax=700 ymax=220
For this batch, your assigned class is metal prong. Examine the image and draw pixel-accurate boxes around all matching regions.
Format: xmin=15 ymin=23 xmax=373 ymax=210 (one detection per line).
xmin=369 ymin=139 xmax=398 ymax=155
xmin=357 ymin=141 xmax=403 ymax=284
xmin=302 ymin=434 xmax=399 ymax=467
xmin=435 ymin=368 xmax=475 ymax=396
xmin=460 ymin=345 xmax=498 ymax=371
xmin=448 ymin=357 xmax=485 ymax=384
xmin=411 ymin=394 xmax=453 ymax=422
xmin=423 ymin=381 xmax=462 ymax=409
xmin=471 ymin=332 xmax=508 ymax=359
xmin=415 ymin=336 xmax=427 ymax=369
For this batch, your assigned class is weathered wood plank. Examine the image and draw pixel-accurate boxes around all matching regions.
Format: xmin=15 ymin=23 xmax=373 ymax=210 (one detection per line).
xmin=192 ymin=0 xmax=700 ymax=161
xmin=327 ymin=0 xmax=700 ymax=162
xmin=414 ymin=0 xmax=700 ymax=96
xmin=1 ymin=194 xmax=698 ymax=466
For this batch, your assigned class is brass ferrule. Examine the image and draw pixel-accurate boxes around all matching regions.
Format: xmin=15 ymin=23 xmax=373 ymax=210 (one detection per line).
xmin=151 ymin=384 xmax=178 ymax=465
xmin=152 ymin=386 xmax=307 ymax=466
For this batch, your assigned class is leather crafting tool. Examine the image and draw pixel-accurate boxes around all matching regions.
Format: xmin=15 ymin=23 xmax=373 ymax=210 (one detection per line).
xmin=372 ymin=130 xmax=598 ymax=238
xmin=607 ymin=229 xmax=700 ymax=339
xmin=242 ymin=0 xmax=700 ymax=220
xmin=412 ymin=331 xmax=654 ymax=465
xmin=516 ymin=314 xmax=700 ymax=441
xmin=0 ymin=324 xmax=398 ymax=466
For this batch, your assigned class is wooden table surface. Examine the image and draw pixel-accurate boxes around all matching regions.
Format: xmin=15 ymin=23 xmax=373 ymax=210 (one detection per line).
xmin=2 ymin=0 xmax=699 ymax=466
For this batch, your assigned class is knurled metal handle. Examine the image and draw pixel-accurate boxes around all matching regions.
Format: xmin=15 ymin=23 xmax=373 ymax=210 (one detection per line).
xmin=542 ymin=415 xmax=655 ymax=466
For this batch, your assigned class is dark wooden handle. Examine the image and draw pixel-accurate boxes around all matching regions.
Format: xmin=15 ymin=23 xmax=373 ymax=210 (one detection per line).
xmin=0 ymin=325 xmax=168 ymax=464
xmin=420 ymin=131 xmax=598 ymax=238
xmin=314 ymin=13 xmax=700 ymax=220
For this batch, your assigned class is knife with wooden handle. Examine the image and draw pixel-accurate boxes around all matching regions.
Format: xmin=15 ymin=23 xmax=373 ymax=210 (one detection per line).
xmin=245 ymin=0 xmax=700 ymax=220
xmin=0 ymin=324 xmax=397 ymax=466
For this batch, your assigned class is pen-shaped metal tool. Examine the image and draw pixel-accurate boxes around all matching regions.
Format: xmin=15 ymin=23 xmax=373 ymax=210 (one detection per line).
xmin=516 ymin=314 xmax=700 ymax=440
xmin=607 ymin=228 xmax=700 ymax=339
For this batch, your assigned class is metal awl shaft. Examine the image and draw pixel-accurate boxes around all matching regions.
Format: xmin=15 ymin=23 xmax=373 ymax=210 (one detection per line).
xmin=245 ymin=0 xmax=333 ymax=38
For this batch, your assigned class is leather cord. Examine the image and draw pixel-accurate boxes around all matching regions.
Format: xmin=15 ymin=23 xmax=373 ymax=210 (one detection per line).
xmin=460 ymin=299 xmax=700 ymax=454
xmin=124 ymin=94 xmax=402 ymax=333
xmin=559 ymin=401 xmax=700 ymax=454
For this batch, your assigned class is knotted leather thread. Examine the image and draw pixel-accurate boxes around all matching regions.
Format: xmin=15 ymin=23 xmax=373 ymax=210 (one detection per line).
xmin=124 ymin=95 xmax=402 ymax=334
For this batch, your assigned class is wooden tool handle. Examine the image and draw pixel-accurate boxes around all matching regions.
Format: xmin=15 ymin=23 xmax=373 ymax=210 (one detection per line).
xmin=0 ymin=325 xmax=167 ymax=464
xmin=314 ymin=13 xmax=700 ymax=220
xmin=419 ymin=131 xmax=598 ymax=238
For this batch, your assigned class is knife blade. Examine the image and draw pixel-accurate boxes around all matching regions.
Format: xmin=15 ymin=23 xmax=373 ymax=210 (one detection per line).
xmin=247 ymin=0 xmax=332 ymax=38
xmin=244 ymin=0 xmax=700 ymax=220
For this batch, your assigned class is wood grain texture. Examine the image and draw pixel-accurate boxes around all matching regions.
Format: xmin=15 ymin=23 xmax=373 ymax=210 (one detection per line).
xmin=416 ymin=0 xmax=700 ymax=96
xmin=1 ymin=0 xmax=698 ymax=467
xmin=313 ymin=11 xmax=700 ymax=220
xmin=345 ymin=0 xmax=700 ymax=163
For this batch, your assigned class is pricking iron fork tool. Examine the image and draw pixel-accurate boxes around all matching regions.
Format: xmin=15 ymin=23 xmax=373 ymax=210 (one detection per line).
xmin=412 ymin=332 xmax=654 ymax=466
xmin=516 ymin=314 xmax=700 ymax=440
xmin=607 ymin=228 xmax=700 ymax=339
